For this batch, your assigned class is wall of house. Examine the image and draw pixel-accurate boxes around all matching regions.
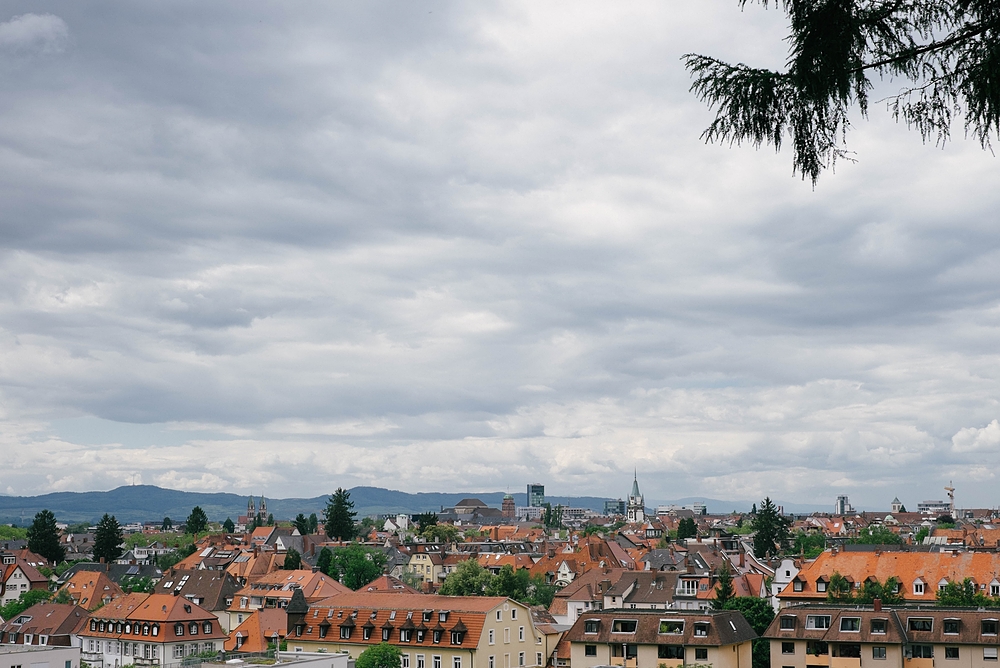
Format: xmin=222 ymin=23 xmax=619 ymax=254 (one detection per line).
xmin=0 ymin=644 xmax=81 ymax=668
xmin=569 ymin=640 xmax=749 ymax=668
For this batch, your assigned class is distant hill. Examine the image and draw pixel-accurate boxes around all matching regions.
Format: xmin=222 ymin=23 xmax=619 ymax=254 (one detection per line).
xmin=0 ymin=485 xmax=832 ymax=525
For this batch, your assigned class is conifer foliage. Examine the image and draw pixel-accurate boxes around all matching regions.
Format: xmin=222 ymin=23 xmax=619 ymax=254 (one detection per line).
xmin=27 ymin=509 xmax=65 ymax=564
xmin=684 ymin=0 xmax=1000 ymax=184
xmin=324 ymin=488 xmax=357 ymax=541
xmin=94 ymin=513 xmax=124 ymax=563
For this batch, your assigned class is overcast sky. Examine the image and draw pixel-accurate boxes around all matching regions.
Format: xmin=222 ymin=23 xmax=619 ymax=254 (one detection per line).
xmin=2 ymin=1 xmax=999 ymax=511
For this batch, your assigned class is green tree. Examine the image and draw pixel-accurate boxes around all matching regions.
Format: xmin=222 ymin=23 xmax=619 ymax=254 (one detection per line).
xmin=120 ymin=575 xmax=155 ymax=593
xmin=914 ymin=526 xmax=930 ymax=544
xmin=308 ymin=513 xmax=319 ymax=534
xmin=284 ymin=548 xmax=302 ymax=570
xmin=158 ymin=543 xmax=196 ymax=570
xmin=329 ymin=545 xmax=387 ymax=589
xmin=683 ymin=0 xmax=1000 ymax=184
xmin=93 ymin=514 xmax=124 ymax=563
xmin=316 ymin=547 xmax=333 ymax=575
xmin=267 ymin=513 xmax=274 ymax=526
xmin=186 ymin=507 xmax=208 ymax=534
xmin=293 ymin=514 xmax=310 ymax=535
xmin=712 ymin=561 xmax=736 ymax=609
xmin=751 ymin=497 xmax=791 ymax=559
xmin=0 ymin=589 xmax=52 ymax=621
xmin=722 ymin=596 xmax=774 ymax=668
xmin=850 ymin=526 xmax=903 ymax=545
xmin=857 ymin=576 xmax=904 ymax=605
xmin=27 ymin=509 xmax=65 ymax=564
xmin=356 ymin=642 xmax=402 ymax=668
xmin=898 ymin=505 xmax=907 ymax=513
xmin=793 ymin=531 xmax=826 ymax=558
xmin=677 ymin=518 xmax=698 ymax=540
xmin=53 ymin=588 xmax=73 ymax=604
xmin=937 ymin=578 xmax=994 ymax=607
xmin=222 ymin=517 xmax=235 ymax=533
xmin=542 ymin=503 xmax=564 ymax=529
xmin=422 ymin=524 xmax=461 ymax=544
xmin=161 ymin=517 xmax=173 ymax=531
xmin=324 ymin=488 xmax=357 ymax=541
xmin=438 ymin=558 xmax=493 ymax=596
xmin=483 ymin=564 xmax=558 ymax=607
xmin=827 ymin=572 xmax=855 ymax=603
xmin=414 ymin=512 xmax=438 ymax=532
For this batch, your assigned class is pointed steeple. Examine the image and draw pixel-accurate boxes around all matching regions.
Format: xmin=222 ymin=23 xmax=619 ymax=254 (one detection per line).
xmin=631 ymin=470 xmax=641 ymax=499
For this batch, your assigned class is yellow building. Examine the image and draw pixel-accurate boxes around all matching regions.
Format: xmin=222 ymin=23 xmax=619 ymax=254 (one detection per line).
xmin=563 ymin=608 xmax=756 ymax=668
xmin=766 ymin=604 xmax=1000 ymax=668
xmin=285 ymin=590 xmax=549 ymax=668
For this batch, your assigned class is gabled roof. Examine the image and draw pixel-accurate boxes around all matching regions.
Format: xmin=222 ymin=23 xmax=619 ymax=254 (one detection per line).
xmin=0 ymin=602 xmax=88 ymax=643
xmin=225 ymin=608 xmax=287 ymax=652
xmin=58 ymin=570 xmax=124 ymax=610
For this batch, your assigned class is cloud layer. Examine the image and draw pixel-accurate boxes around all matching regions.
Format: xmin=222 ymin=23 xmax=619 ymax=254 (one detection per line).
xmin=2 ymin=1 xmax=1000 ymax=510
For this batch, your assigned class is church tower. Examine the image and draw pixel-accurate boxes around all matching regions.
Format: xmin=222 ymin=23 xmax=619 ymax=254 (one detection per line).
xmin=247 ymin=495 xmax=256 ymax=518
xmin=627 ymin=472 xmax=645 ymax=523
xmin=259 ymin=495 xmax=267 ymax=517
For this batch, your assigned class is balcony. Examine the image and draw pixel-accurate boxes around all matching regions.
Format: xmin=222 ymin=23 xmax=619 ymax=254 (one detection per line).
xmin=905 ymin=659 xmax=933 ymax=668
xmin=831 ymin=658 xmax=861 ymax=668
xmin=804 ymin=655 xmax=830 ymax=666
xmin=609 ymin=658 xmax=637 ymax=668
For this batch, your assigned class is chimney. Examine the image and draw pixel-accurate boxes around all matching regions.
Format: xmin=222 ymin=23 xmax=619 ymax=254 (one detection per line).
xmin=873 ymin=598 xmax=882 ymax=612
xmin=739 ymin=551 xmax=745 ymax=568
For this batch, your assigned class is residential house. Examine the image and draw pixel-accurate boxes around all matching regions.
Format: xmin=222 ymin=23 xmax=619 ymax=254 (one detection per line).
xmin=549 ymin=569 xmax=628 ymax=626
xmin=0 ymin=602 xmax=88 ymax=646
xmin=156 ymin=570 xmax=241 ymax=631
xmin=57 ymin=571 xmax=124 ymax=611
xmin=779 ymin=550 xmax=1000 ymax=607
xmin=1 ymin=553 xmax=50 ymax=606
xmin=284 ymin=590 xmax=548 ymax=668
xmin=562 ymin=608 xmax=756 ymax=668
xmin=78 ymin=593 xmax=228 ymax=668
xmin=225 ymin=607 xmax=287 ymax=653
xmin=765 ymin=603 xmax=1000 ymax=668
xmin=227 ymin=569 xmax=350 ymax=631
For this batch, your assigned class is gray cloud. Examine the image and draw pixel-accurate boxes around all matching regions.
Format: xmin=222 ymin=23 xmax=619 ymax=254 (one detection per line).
xmin=1 ymin=1 xmax=999 ymax=510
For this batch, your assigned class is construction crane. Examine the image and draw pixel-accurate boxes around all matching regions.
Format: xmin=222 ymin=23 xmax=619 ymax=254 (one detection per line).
xmin=945 ymin=481 xmax=955 ymax=517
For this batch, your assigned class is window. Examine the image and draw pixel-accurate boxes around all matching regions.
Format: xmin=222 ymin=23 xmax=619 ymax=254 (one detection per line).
xmin=537 ymin=652 xmax=543 ymax=665
xmin=872 ymin=647 xmax=886 ymax=660
xmin=401 ymin=630 xmax=412 ymax=642
xmin=659 ymin=620 xmax=684 ymax=634
xmin=793 ymin=580 xmax=803 ymax=592
xmin=911 ymin=645 xmax=934 ymax=658
xmin=612 ymin=620 xmax=638 ymax=633
xmin=364 ymin=627 xmax=373 ymax=640
xmin=694 ymin=623 xmax=709 ymax=637
xmin=403 ymin=655 xmax=410 ymax=668
xmin=992 ymin=583 xmax=1000 ymax=597
xmin=189 ymin=622 xmax=198 ymax=635
xmin=433 ymin=630 xmax=442 ymax=644
xmin=504 ymin=629 xmax=510 ymax=644
xmin=806 ymin=616 xmax=831 ymax=630
xmin=519 ymin=627 xmax=524 ymax=642
xmin=780 ymin=617 xmax=795 ymax=630
xmin=518 ymin=652 xmax=524 ymax=666
xmin=175 ymin=623 xmax=184 ymax=636
xmin=490 ymin=630 xmax=496 ymax=644
xmin=871 ymin=619 xmax=887 ymax=634
xmin=782 ymin=643 xmax=795 ymax=655
xmin=914 ymin=582 xmax=925 ymax=595
xmin=497 ymin=611 xmax=502 ymax=621
xmin=512 ymin=609 xmax=517 ymax=620
xmin=340 ymin=627 xmax=351 ymax=640
xmin=584 ymin=621 xmax=599 ymax=634
xmin=451 ymin=631 xmax=464 ymax=645
xmin=985 ymin=648 xmax=998 ymax=661
xmin=585 ymin=645 xmax=597 ymax=657
xmin=658 ymin=646 xmax=684 ymax=659
xmin=490 ymin=657 xmax=496 ymax=668
xmin=695 ymin=649 xmax=708 ymax=661
xmin=816 ymin=581 xmax=828 ymax=592
xmin=203 ymin=622 xmax=212 ymax=634
xmin=433 ymin=656 xmax=442 ymax=668
xmin=418 ymin=656 xmax=425 ymax=668
xmin=840 ymin=618 xmax=860 ymax=632
xmin=383 ymin=629 xmax=391 ymax=641
xmin=174 ymin=645 xmax=184 ymax=659
xmin=945 ymin=647 xmax=959 ymax=659
xmin=984 ymin=620 xmax=999 ymax=635
xmin=943 ymin=619 xmax=960 ymax=634
xmin=908 ymin=619 xmax=933 ymax=632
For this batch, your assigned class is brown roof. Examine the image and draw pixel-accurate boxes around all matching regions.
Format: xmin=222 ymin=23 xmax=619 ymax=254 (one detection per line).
xmin=226 ymin=608 xmax=287 ymax=652
xmin=81 ymin=593 xmax=228 ymax=642
xmin=765 ymin=604 xmax=1000 ymax=646
xmin=562 ymin=609 xmax=757 ymax=646
xmin=0 ymin=602 xmax=89 ymax=645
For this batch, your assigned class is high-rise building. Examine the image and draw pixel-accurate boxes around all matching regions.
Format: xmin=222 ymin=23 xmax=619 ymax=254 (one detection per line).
xmin=604 ymin=499 xmax=625 ymax=516
xmin=834 ymin=495 xmax=853 ymax=515
xmin=527 ymin=483 xmax=545 ymax=508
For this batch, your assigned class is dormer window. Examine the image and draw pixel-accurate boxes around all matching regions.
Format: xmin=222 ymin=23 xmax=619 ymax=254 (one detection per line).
xmin=944 ymin=619 xmax=960 ymax=635
xmin=793 ymin=580 xmax=804 ymax=592
xmin=203 ymin=622 xmax=212 ymax=634
xmin=780 ymin=617 xmax=795 ymax=630
xmin=840 ymin=618 xmax=860 ymax=632
xmin=439 ymin=612 xmax=449 ymax=623
xmin=694 ymin=623 xmax=709 ymax=637
xmin=659 ymin=620 xmax=684 ymax=634
xmin=816 ymin=581 xmax=827 ymax=593
xmin=871 ymin=619 xmax=887 ymax=634
xmin=908 ymin=618 xmax=933 ymax=632
xmin=433 ymin=630 xmax=442 ymax=644
xmin=806 ymin=616 xmax=831 ymax=630
xmin=152 ymin=625 xmax=159 ymax=637
xmin=612 ymin=620 xmax=638 ymax=633
xmin=175 ymin=623 xmax=184 ymax=636
xmin=983 ymin=620 xmax=999 ymax=636
xmin=584 ymin=620 xmax=600 ymax=634
xmin=913 ymin=580 xmax=925 ymax=595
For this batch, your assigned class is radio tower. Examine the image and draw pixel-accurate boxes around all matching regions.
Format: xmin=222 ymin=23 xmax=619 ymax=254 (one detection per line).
xmin=945 ymin=481 xmax=955 ymax=517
